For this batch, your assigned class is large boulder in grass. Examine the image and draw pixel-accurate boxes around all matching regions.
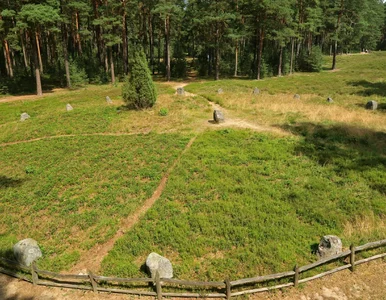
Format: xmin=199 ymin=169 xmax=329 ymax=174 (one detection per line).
xmin=317 ymin=235 xmax=342 ymax=259
xmin=213 ymin=110 xmax=225 ymax=123
xmin=145 ymin=252 xmax=173 ymax=279
xmin=13 ymin=238 xmax=42 ymax=267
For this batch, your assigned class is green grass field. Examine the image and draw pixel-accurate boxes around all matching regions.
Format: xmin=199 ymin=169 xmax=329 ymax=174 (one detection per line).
xmin=0 ymin=53 xmax=385 ymax=280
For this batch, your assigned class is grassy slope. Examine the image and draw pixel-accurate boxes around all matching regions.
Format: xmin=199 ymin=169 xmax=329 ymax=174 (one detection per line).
xmin=102 ymin=129 xmax=386 ymax=281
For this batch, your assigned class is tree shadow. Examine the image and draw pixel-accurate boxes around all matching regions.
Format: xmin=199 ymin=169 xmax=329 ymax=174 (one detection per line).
xmin=280 ymin=123 xmax=386 ymax=195
xmin=0 ymin=247 xmax=35 ymax=300
xmin=0 ymin=176 xmax=24 ymax=189
xmin=349 ymin=80 xmax=386 ymax=97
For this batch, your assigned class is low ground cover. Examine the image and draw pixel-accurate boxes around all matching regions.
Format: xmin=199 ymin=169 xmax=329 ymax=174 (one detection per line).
xmin=102 ymin=129 xmax=386 ymax=281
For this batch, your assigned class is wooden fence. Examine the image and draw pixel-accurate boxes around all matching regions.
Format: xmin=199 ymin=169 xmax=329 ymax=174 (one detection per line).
xmin=1 ymin=239 xmax=385 ymax=298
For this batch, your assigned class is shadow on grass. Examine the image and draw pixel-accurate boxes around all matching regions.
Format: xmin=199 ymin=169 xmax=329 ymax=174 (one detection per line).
xmin=281 ymin=123 xmax=386 ymax=195
xmin=0 ymin=176 xmax=25 ymax=189
xmin=349 ymin=80 xmax=386 ymax=97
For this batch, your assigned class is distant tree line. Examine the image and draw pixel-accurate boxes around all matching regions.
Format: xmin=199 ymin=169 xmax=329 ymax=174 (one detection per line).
xmin=0 ymin=0 xmax=385 ymax=95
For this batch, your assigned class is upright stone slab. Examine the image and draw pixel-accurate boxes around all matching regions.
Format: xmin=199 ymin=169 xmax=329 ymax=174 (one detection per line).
xmin=217 ymin=88 xmax=223 ymax=94
xmin=293 ymin=94 xmax=300 ymax=100
xmin=106 ymin=96 xmax=113 ymax=104
xmin=66 ymin=104 xmax=73 ymax=111
xmin=213 ymin=110 xmax=225 ymax=123
xmin=20 ymin=113 xmax=30 ymax=122
xmin=177 ymin=87 xmax=185 ymax=96
xmin=317 ymin=235 xmax=342 ymax=259
xmin=365 ymin=100 xmax=378 ymax=110
xmin=253 ymin=88 xmax=260 ymax=95
xmin=327 ymin=97 xmax=334 ymax=103
xmin=13 ymin=238 xmax=42 ymax=267
xmin=146 ymin=252 xmax=173 ymax=280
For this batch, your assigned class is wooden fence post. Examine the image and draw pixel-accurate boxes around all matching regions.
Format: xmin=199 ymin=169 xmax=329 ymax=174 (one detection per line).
xmin=225 ymin=278 xmax=231 ymax=300
xmin=88 ymin=270 xmax=98 ymax=293
xmin=155 ymin=271 xmax=162 ymax=300
xmin=31 ymin=262 xmax=38 ymax=286
xmin=294 ymin=265 xmax=299 ymax=287
xmin=350 ymin=244 xmax=356 ymax=272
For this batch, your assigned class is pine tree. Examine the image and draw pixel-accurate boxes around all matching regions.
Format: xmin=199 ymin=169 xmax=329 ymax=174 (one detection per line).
xmin=122 ymin=47 xmax=157 ymax=109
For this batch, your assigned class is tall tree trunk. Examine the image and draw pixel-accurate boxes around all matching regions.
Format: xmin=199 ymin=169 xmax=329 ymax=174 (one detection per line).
xmin=278 ymin=46 xmax=283 ymax=77
xmin=332 ymin=40 xmax=338 ymax=70
xmin=75 ymin=11 xmax=83 ymax=55
xmin=234 ymin=41 xmax=238 ymax=77
xmin=63 ymin=25 xmax=71 ymax=88
xmin=21 ymin=31 xmax=29 ymax=69
xmin=149 ymin=14 xmax=154 ymax=75
xmin=215 ymin=27 xmax=220 ymax=81
xmin=32 ymin=31 xmax=43 ymax=96
xmin=3 ymin=40 xmax=13 ymax=78
xmin=257 ymin=27 xmax=265 ymax=80
xmin=290 ymin=38 xmax=295 ymax=74
xmin=110 ymin=47 xmax=115 ymax=84
xmin=35 ymin=32 xmax=43 ymax=74
xmin=122 ymin=0 xmax=128 ymax=74
xmin=165 ymin=15 xmax=171 ymax=81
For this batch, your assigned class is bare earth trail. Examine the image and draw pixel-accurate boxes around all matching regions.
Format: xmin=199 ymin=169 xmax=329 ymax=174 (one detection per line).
xmin=1 ymin=82 xmax=385 ymax=299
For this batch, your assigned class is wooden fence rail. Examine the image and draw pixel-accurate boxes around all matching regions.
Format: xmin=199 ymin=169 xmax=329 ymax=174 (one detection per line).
xmin=1 ymin=239 xmax=385 ymax=298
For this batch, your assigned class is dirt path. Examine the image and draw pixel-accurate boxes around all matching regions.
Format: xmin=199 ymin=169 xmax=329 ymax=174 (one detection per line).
xmin=1 ymin=260 xmax=385 ymax=300
xmin=0 ymin=89 xmax=67 ymax=104
xmin=70 ymin=135 xmax=197 ymax=274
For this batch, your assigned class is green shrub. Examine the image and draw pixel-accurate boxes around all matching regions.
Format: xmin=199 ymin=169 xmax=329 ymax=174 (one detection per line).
xmin=69 ymin=60 xmax=89 ymax=87
xmin=122 ymin=48 xmax=157 ymax=109
xmin=158 ymin=108 xmax=168 ymax=116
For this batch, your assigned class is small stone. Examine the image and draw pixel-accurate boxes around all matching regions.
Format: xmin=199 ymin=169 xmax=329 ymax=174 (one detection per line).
xmin=327 ymin=97 xmax=334 ymax=103
xmin=176 ymin=87 xmax=185 ymax=96
xmin=317 ymin=235 xmax=342 ymax=259
xmin=253 ymin=88 xmax=260 ymax=95
xmin=293 ymin=94 xmax=300 ymax=100
xmin=20 ymin=113 xmax=30 ymax=122
xmin=365 ymin=100 xmax=378 ymax=110
xmin=66 ymin=104 xmax=73 ymax=111
xmin=213 ymin=110 xmax=225 ymax=123
xmin=13 ymin=238 xmax=42 ymax=267
xmin=106 ymin=96 xmax=113 ymax=104
xmin=146 ymin=252 xmax=173 ymax=280
xmin=217 ymin=88 xmax=223 ymax=94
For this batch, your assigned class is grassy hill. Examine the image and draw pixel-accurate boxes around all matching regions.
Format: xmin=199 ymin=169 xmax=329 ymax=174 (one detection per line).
xmin=0 ymin=53 xmax=385 ymax=280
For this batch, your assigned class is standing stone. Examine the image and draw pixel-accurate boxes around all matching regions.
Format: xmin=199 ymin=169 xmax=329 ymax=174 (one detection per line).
xmin=146 ymin=252 xmax=173 ymax=280
xmin=217 ymin=88 xmax=223 ymax=94
xmin=253 ymin=88 xmax=260 ymax=95
xmin=20 ymin=113 xmax=30 ymax=122
xmin=293 ymin=94 xmax=300 ymax=100
xmin=327 ymin=97 xmax=334 ymax=103
xmin=106 ymin=96 xmax=113 ymax=104
xmin=365 ymin=100 xmax=378 ymax=110
xmin=177 ymin=87 xmax=185 ymax=96
xmin=317 ymin=235 xmax=342 ymax=259
xmin=213 ymin=110 xmax=225 ymax=123
xmin=13 ymin=238 xmax=42 ymax=267
xmin=66 ymin=104 xmax=73 ymax=111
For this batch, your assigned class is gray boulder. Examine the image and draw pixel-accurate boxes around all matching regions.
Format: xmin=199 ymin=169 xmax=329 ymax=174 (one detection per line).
xmin=365 ymin=100 xmax=378 ymax=110
xmin=66 ymin=104 xmax=73 ymax=111
xmin=106 ymin=96 xmax=113 ymax=104
xmin=327 ymin=97 xmax=334 ymax=103
xmin=13 ymin=238 xmax=42 ymax=267
xmin=213 ymin=110 xmax=225 ymax=123
xmin=253 ymin=88 xmax=260 ymax=95
xmin=317 ymin=235 xmax=342 ymax=259
xmin=217 ymin=88 xmax=223 ymax=94
xmin=177 ymin=87 xmax=185 ymax=96
xmin=20 ymin=113 xmax=30 ymax=122
xmin=146 ymin=252 xmax=173 ymax=280
xmin=293 ymin=94 xmax=300 ymax=100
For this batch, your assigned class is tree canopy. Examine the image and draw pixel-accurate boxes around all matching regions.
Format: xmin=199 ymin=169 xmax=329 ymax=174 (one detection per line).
xmin=0 ymin=0 xmax=385 ymax=94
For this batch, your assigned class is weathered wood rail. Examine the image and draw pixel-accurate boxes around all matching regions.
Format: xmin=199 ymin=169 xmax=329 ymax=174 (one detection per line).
xmin=1 ymin=239 xmax=385 ymax=298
